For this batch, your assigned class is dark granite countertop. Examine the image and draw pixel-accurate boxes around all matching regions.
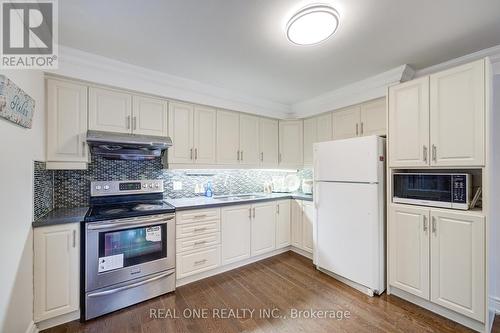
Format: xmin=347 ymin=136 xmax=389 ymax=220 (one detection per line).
xmin=165 ymin=192 xmax=313 ymax=211
xmin=32 ymin=207 xmax=89 ymax=228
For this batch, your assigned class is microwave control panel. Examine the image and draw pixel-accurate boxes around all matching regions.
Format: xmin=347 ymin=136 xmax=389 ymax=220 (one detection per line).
xmin=452 ymin=175 xmax=466 ymax=203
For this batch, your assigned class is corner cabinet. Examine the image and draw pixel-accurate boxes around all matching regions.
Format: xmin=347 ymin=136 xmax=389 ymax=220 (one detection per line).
xmin=34 ymin=223 xmax=80 ymax=323
xmin=290 ymin=200 xmax=313 ymax=254
xmin=388 ymin=59 xmax=485 ymax=167
xmin=275 ymin=200 xmax=291 ymax=248
xmin=46 ymin=78 xmax=89 ymax=170
xmin=303 ymin=113 xmax=332 ymax=165
xmin=388 ymin=204 xmax=485 ymax=322
xmin=259 ymin=118 xmax=279 ymax=167
xmin=279 ymin=120 xmax=303 ymax=168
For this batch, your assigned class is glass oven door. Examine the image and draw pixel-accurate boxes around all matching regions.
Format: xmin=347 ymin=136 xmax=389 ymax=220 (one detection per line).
xmin=86 ymin=214 xmax=175 ymax=291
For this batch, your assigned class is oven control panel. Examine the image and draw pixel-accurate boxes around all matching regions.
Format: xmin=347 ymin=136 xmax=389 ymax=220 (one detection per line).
xmin=91 ymin=180 xmax=164 ymax=197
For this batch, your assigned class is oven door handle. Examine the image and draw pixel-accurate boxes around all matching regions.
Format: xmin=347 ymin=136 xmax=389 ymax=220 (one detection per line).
xmin=87 ymin=271 xmax=175 ymax=298
xmin=87 ymin=214 xmax=175 ymax=231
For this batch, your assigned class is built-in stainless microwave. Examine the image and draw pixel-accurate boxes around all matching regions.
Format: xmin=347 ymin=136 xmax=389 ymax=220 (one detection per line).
xmin=393 ymin=173 xmax=471 ymax=210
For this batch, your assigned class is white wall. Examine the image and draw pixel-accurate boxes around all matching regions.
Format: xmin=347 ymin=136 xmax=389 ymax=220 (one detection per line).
xmin=493 ymin=75 xmax=500 ymax=313
xmin=0 ymin=70 xmax=45 ymax=333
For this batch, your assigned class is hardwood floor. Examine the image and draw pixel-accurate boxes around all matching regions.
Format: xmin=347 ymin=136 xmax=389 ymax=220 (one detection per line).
xmin=43 ymin=252 xmax=476 ymax=333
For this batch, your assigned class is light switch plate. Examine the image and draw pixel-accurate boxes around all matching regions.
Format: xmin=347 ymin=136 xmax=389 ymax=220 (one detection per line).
xmin=173 ymin=181 xmax=183 ymax=191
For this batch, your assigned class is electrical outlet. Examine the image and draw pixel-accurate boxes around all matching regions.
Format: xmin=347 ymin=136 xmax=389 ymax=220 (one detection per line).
xmin=173 ymin=181 xmax=183 ymax=191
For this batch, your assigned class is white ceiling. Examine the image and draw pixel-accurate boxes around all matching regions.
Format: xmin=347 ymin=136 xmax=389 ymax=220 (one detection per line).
xmin=59 ymin=0 xmax=500 ymax=105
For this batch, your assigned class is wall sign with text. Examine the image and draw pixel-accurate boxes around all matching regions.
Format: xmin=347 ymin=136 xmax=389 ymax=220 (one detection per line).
xmin=0 ymin=75 xmax=35 ymax=128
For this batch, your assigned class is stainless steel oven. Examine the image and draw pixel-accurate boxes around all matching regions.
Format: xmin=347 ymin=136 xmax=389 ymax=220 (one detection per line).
xmin=83 ymin=180 xmax=176 ymax=320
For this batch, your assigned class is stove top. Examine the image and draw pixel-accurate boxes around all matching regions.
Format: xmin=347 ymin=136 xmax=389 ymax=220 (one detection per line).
xmin=85 ymin=200 xmax=175 ymax=222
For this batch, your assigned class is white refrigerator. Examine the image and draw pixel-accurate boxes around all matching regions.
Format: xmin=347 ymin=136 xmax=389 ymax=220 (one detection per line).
xmin=313 ymin=135 xmax=386 ymax=296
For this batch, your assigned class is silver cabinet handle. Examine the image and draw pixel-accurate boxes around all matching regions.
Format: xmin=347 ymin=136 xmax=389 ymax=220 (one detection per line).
xmin=237 ymin=150 xmax=240 ymax=161
xmin=193 ymin=227 xmax=207 ymax=232
xmin=87 ymin=271 xmax=174 ymax=298
xmin=190 ymin=148 xmax=193 ymax=160
xmin=277 ymin=204 xmax=280 ymax=214
xmin=133 ymin=116 xmax=137 ymax=130
xmin=431 ymin=216 xmax=437 ymax=234
xmin=253 ymin=207 xmax=256 ymax=218
xmin=248 ymin=207 xmax=252 ymax=219
xmin=432 ymin=144 xmax=437 ymax=162
xmin=194 ymin=148 xmax=198 ymax=160
xmin=261 ymin=152 xmax=264 ymax=162
xmin=278 ymin=153 xmax=282 ymax=163
xmin=193 ymin=214 xmax=207 ymax=219
xmin=87 ymin=214 xmax=174 ymax=231
xmin=72 ymin=230 xmax=76 ymax=248
xmin=126 ymin=115 xmax=131 ymax=129
xmin=360 ymin=122 xmax=364 ymax=135
xmin=241 ymin=150 xmax=244 ymax=161
xmin=423 ymin=145 xmax=428 ymax=163
xmin=423 ymin=215 xmax=428 ymax=232
xmin=355 ymin=123 xmax=359 ymax=136
xmin=194 ymin=240 xmax=207 ymax=246
xmin=194 ymin=259 xmax=208 ymax=265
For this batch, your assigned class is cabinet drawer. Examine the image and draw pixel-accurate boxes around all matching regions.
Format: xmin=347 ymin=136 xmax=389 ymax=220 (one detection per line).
xmin=176 ymin=232 xmax=221 ymax=253
xmin=176 ymin=246 xmax=221 ymax=279
xmin=176 ymin=220 xmax=220 ymax=239
xmin=176 ymin=208 xmax=221 ymax=224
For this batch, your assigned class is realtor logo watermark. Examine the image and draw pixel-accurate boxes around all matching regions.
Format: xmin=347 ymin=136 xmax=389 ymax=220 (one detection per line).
xmin=1 ymin=0 xmax=58 ymax=69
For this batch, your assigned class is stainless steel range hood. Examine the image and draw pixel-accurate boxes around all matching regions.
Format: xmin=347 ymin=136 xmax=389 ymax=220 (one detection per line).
xmin=86 ymin=130 xmax=172 ymax=160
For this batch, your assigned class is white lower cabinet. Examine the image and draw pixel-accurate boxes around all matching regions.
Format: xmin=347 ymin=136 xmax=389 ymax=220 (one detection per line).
xmin=301 ymin=202 xmax=314 ymax=253
xmin=251 ymin=202 xmax=276 ymax=256
xmin=389 ymin=204 xmax=485 ymax=322
xmin=430 ymin=210 xmax=485 ymax=322
xmin=34 ymin=223 xmax=79 ymax=322
xmin=221 ymin=205 xmax=252 ymax=265
xmin=291 ymin=200 xmax=303 ymax=249
xmin=276 ymin=200 xmax=291 ymax=249
xmin=176 ymin=246 xmax=221 ymax=279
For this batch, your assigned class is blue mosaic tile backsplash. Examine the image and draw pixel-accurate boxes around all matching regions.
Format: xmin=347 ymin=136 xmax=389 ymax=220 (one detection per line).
xmin=48 ymin=156 xmax=313 ymax=209
xmin=33 ymin=161 xmax=54 ymax=219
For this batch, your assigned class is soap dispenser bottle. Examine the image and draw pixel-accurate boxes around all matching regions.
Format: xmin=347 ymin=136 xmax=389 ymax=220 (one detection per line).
xmin=204 ymin=181 xmax=213 ymax=197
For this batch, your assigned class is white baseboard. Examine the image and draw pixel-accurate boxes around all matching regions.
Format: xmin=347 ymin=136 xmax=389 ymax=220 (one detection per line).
xmin=25 ymin=321 xmax=38 ymax=333
xmin=490 ymin=296 xmax=500 ymax=314
xmin=289 ymin=246 xmax=313 ymax=259
xmin=35 ymin=310 xmax=80 ymax=331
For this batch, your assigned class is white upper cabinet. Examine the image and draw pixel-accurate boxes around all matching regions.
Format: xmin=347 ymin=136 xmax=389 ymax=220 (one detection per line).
xmin=46 ymin=78 xmax=88 ymax=168
xmin=132 ymin=95 xmax=168 ymax=136
xmin=316 ymin=113 xmax=333 ymax=142
xmin=303 ymin=117 xmax=316 ymax=165
xmin=360 ymin=98 xmax=386 ymax=136
xmin=279 ymin=120 xmax=303 ymax=168
xmin=430 ymin=210 xmax=485 ymax=321
xmin=193 ymin=105 xmax=217 ymax=164
xmin=388 ymin=77 xmax=430 ymax=167
xmin=332 ymin=105 xmax=361 ymax=140
xmin=430 ymin=60 xmax=485 ymax=166
xmin=389 ymin=205 xmax=430 ymax=300
xmin=259 ymin=118 xmax=279 ymax=167
xmin=168 ymin=102 xmax=194 ymax=164
xmin=216 ymin=110 xmax=240 ymax=165
xmin=251 ymin=202 xmax=276 ymax=256
xmin=34 ymin=223 xmax=79 ymax=322
xmin=89 ymin=87 xmax=132 ymax=133
xmin=239 ymin=114 xmax=260 ymax=165
xmin=276 ymin=200 xmax=291 ymax=249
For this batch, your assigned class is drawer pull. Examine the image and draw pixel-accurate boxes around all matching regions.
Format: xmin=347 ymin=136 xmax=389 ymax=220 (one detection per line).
xmin=193 ymin=214 xmax=207 ymax=218
xmin=193 ymin=227 xmax=207 ymax=232
xmin=194 ymin=259 xmax=208 ymax=265
xmin=194 ymin=240 xmax=207 ymax=246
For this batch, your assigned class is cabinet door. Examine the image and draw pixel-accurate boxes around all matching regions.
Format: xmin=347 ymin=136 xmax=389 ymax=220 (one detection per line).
xmin=430 ymin=60 xmax=485 ymax=167
xmin=168 ymin=102 xmax=194 ymax=164
xmin=388 ymin=205 xmax=430 ymax=300
xmin=221 ymin=205 xmax=251 ymax=265
xmin=251 ymin=202 xmax=276 ymax=256
xmin=276 ymin=200 xmax=291 ymax=249
xmin=239 ymin=114 xmax=260 ymax=165
xmin=360 ymin=98 xmax=386 ymax=136
xmin=279 ymin=120 xmax=303 ymax=168
xmin=303 ymin=117 xmax=316 ymax=166
xmin=46 ymin=79 xmax=88 ymax=164
xmin=132 ymin=95 xmax=168 ymax=136
xmin=302 ymin=202 xmax=314 ymax=253
xmin=217 ymin=110 xmax=240 ymax=165
xmin=291 ymin=200 xmax=303 ymax=248
xmin=430 ymin=210 xmax=485 ymax=321
xmin=388 ymin=77 xmax=430 ymax=167
xmin=193 ymin=105 xmax=217 ymax=164
xmin=259 ymin=118 xmax=279 ymax=167
xmin=89 ymin=87 xmax=132 ymax=134
xmin=332 ymin=105 xmax=360 ymax=140
xmin=316 ymin=113 xmax=332 ymax=142
xmin=34 ymin=224 xmax=79 ymax=322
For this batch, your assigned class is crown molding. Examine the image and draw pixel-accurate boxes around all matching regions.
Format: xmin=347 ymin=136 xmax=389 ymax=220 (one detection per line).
xmin=415 ymin=44 xmax=500 ymax=77
xmin=290 ymin=64 xmax=413 ymax=118
xmin=47 ymin=46 xmax=290 ymax=118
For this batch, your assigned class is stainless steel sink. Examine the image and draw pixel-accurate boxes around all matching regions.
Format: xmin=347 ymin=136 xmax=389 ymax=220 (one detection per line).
xmin=214 ymin=194 xmax=266 ymax=201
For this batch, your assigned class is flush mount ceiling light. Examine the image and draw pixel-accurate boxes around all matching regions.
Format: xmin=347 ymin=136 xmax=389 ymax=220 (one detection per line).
xmin=286 ymin=4 xmax=339 ymax=45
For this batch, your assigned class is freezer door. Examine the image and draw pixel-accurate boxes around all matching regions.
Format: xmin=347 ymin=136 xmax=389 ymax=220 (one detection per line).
xmin=313 ymin=136 xmax=385 ymax=183
xmin=315 ymin=181 xmax=385 ymax=293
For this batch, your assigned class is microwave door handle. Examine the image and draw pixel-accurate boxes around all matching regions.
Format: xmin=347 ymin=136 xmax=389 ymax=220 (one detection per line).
xmin=87 ymin=214 xmax=174 ymax=231
xmin=87 ymin=271 xmax=174 ymax=298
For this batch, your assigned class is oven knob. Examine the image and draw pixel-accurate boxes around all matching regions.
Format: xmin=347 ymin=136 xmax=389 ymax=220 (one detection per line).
xmin=103 ymin=185 xmax=110 ymax=190
xmin=142 ymin=183 xmax=147 ymax=189
xmin=95 ymin=185 xmax=101 ymax=190
xmin=155 ymin=183 xmax=160 ymax=188
xmin=149 ymin=183 xmax=153 ymax=188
